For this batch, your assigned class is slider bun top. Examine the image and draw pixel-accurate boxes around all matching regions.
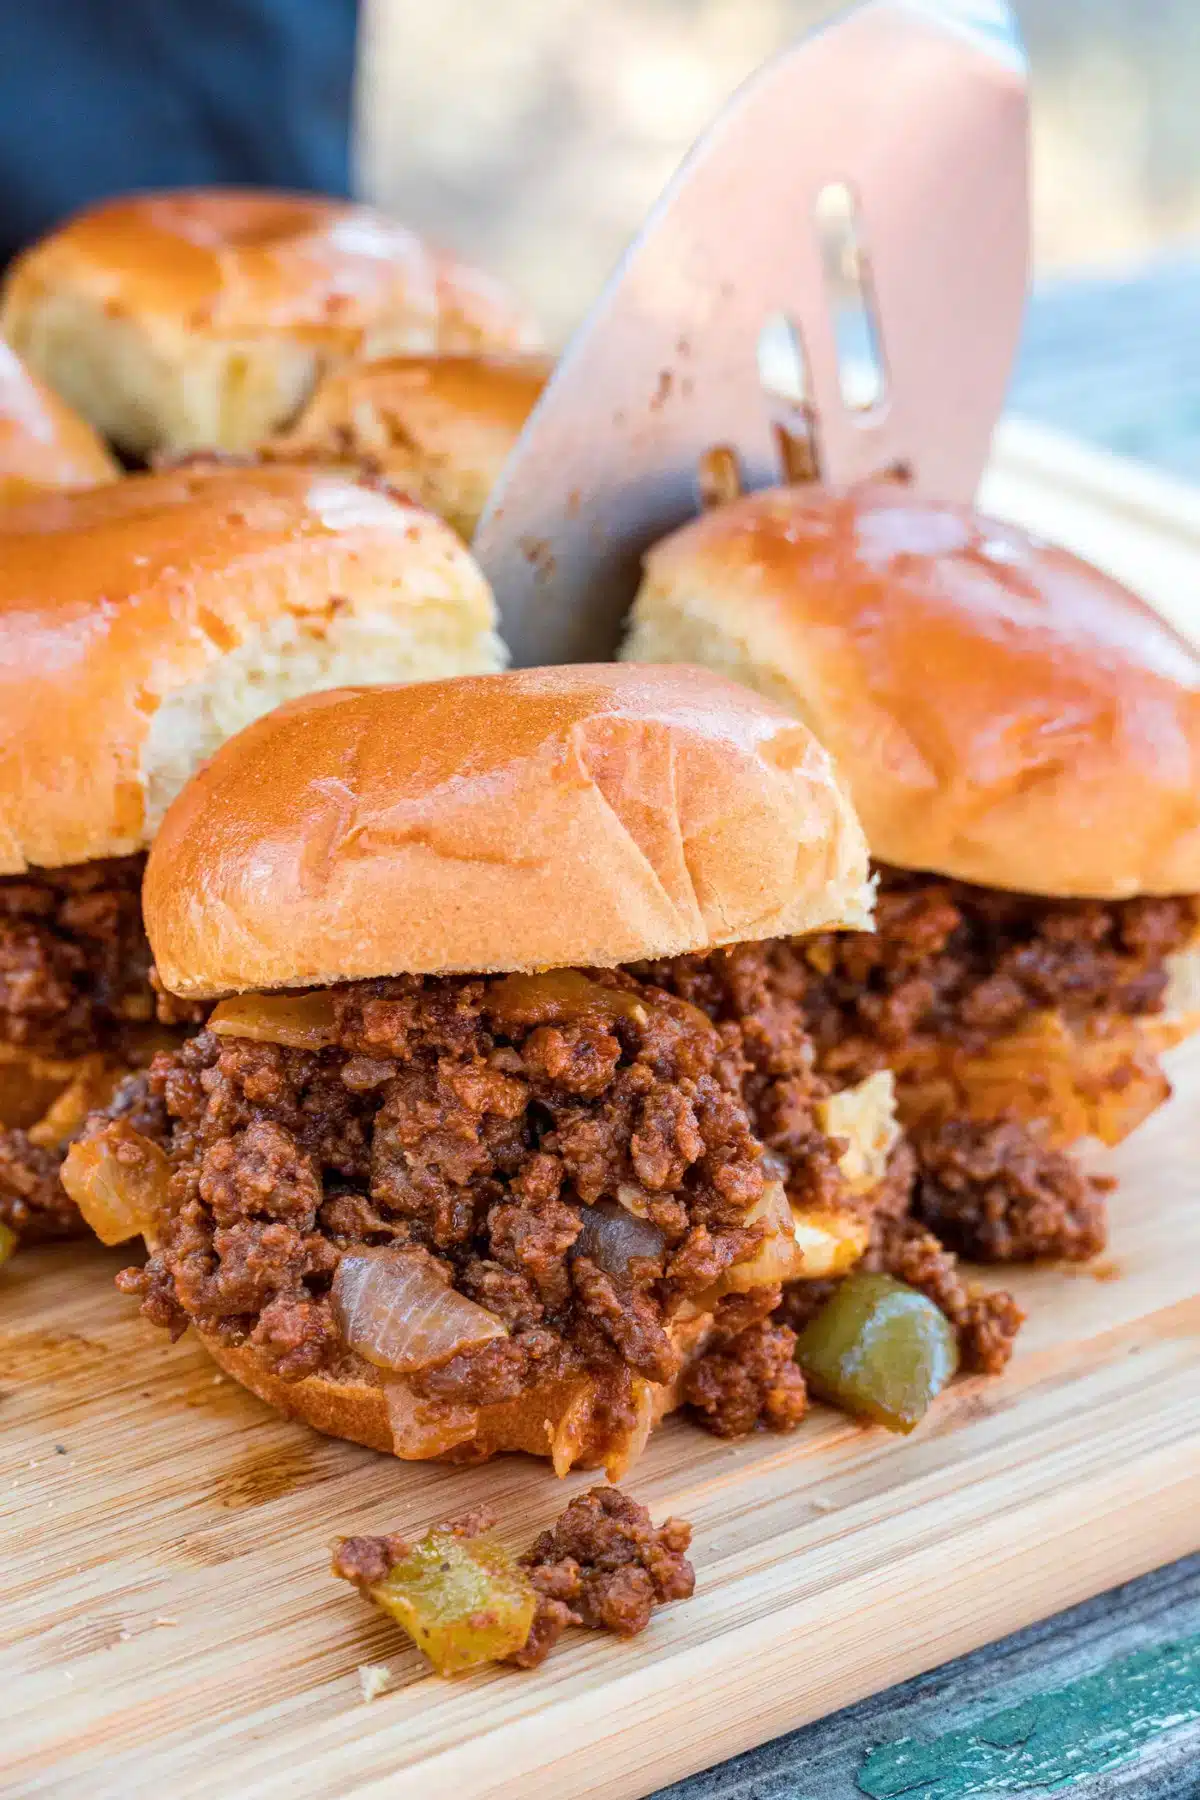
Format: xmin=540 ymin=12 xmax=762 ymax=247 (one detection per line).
xmin=267 ymin=352 xmax=550 ymax=537
xmin=624 ymin=483 xmax=1200 ymax=900
xmin=144 ymin=662 xmax=873 ymax=999
xmin=0 ymin=465 xmax=502 ymax=876
xmin=0 ymin=189 xmax=541 ymax=457
xmin=0 ymin=338 xmax=117 ymax=501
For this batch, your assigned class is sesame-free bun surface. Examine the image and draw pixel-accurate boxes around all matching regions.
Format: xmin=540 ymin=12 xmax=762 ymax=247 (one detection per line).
xmin=267 ymin=352 xmax=549 ymax=537
xmin=0 ymin=465 xmax=503 ymax=876
xmin=144 ymin=663 xmax=872 ymax=998
xmin=0 ymin=338 xmax=117 ymax=502
xmin=0 ymin=189 xmax=540 ymax=457
xmin=623 ymin=484 xmax=1200 ymax=899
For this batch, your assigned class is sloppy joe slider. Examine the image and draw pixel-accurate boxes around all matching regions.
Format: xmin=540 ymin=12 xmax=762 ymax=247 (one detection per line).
xmin=265 ymin=353 xmax=550 ymax=538
xmin=0 ymin=464 xmax=502 ymax=1246
xmin=0 ymin=338 xmax=117 ymax=503
xmin=68 ymin=665 xmax=890 ymax=1475
xmin=0 ymin=189 xmax=541 ymax=458
xmin=623 ymin=483 xmax=1200 ymax=1263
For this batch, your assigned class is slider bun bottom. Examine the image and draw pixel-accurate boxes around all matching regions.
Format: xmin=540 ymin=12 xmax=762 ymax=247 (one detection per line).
xmin=201 ymin=1314 xmax=715 ymax=1479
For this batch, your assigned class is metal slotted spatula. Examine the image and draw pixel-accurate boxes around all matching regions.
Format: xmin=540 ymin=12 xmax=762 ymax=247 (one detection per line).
xmin=473 ymin=0 xmax=1029 ymax=667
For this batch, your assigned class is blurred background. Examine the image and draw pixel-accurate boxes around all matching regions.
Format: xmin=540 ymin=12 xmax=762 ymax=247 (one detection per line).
xmin=358 ymin=0 xmax=1200 ymax=479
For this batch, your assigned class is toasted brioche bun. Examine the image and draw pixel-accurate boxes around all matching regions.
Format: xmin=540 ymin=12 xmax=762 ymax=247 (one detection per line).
xmin=144 ymin=662 xmax=872 ymax=998
xmin=0 ymin=189 xmax=540 ymax=457
xmin=201 ymin=1315 xmax=711 ymax=1477
xmin=0 ymin=339 xmax=118 ymax=502
xmin=267 ymin=352 xmax=549 ymax=537
xmin=0 ymin=465 xmax=503 ymax=876
xmin=623 ymin=484 xmax=1200 ymax=900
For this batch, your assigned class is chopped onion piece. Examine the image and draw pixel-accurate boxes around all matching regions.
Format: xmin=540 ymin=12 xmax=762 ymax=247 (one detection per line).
xmin=0 ymin=1044 xmax=82 ymax=1131
xmin=790 ymin=1205 xmax=870 ymax=1278
xmin=1163 ymin=939 xmax=1200 ymax=1025
xmin=549 ymin=1379 xmax=600 ymax=1478
xmin=383 ymin=1379 xmax=479 ymax=1459
xmin=486 ymin=969 xmax=647 ymax=1030
xmin=333 ymin=1249 xmax=507 ymax=1374
xmin=902 ymin=1010 xmax=1170 ymax=1149
xmin=616 ymin=1182 xmax=655 ymax=1220
xmin=60 ymin=1123 xmax=170 ymax=1246
xmin=817 ymin=1071 xmax=900 ymax=1196
xmin=209 ymin=990 xmax=338 ymax=1049
xmin=574 ymin=1201 xmax=665 ymax=1279
xmin=719 ymin=1182 xmax=805 ymax=1293
xmin=28 ymin=1056 xmax=123 ymax=1150
xmin=720 ymin=1183 xmax=868 ymax=1294
xmin=607 ymin=1376 xmax=656 ymax=1482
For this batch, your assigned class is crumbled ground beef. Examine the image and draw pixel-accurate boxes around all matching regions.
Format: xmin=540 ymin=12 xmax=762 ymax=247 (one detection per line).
xmin=0 ymin=1130 xmax=76 ymax=1242
xmin=799 ymin=867 xmax=1199 ymax=1089
xmin=913 ymin=1116 xmax=1111 ymax=1264
xmin=0 ymin=856 xmax=156 ymax=1060
xmin=117 ymin=967 xmax=826 ymax=1422
xmin=634 ymin=942 xmax=846 ymax=1212
xmin=109 ymin=939 xmax=1042 ymax=1439
xmin=0 ymin=856 xmax=207 ymax=1243
xmin=518 ymin=1486 xmax=694 ymax=1651
xmin=116 ymin=886 xmax=1166 ymax=1430
xmin=682 ymin=1318 xmax=807 ymax=1438
xmin=333 ymin=1489 xmax=694 ymax=1672
xmin=864 ymin=1214 xmax=1025 ymax=1375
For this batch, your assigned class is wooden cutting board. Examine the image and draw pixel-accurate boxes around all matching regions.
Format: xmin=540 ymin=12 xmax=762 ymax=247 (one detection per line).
xmin=5 ymin=425 xmax=1200 ymax=1799
xmin=4 ymin=1030 xmax=1199 ymax=1800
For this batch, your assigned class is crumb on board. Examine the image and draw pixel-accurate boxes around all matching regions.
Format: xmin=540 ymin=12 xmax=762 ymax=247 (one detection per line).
xmin=332 ymin=1487 xmax=695 ymax=1678
xmin=358 ymin=1663 xmax=393 ymax=1703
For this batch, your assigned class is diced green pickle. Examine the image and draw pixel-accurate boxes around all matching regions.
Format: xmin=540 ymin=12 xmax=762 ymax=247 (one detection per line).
xmin=795 ymin=1273 xmax=958 ymax=1433
xmin=0 ymin=1221 xmax=16 ymax=1267
xmin=369 ymin=1529 xmax=536 ymax=1675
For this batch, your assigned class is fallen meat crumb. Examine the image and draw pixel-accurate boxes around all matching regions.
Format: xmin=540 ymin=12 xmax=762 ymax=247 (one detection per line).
xmin=332 ymin=1488 xmax=694 ymax=1674
xmin=518 ymin=1486 xmax=695 ymax=1656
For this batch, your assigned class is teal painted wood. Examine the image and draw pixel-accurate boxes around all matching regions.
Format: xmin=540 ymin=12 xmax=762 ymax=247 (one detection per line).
xmin=652 ymin=1555 xmax=1200 ymax=1800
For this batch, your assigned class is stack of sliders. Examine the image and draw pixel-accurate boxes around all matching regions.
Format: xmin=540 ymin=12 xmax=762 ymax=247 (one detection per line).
xmin=622 ymin=482 xmax=1200 ymax=1270
xmin=62 ymin=664 xmax=1000 ymax=1474
xmin=0 ymin=463 xmax=503 ymax=1249
xmin=0 ymin=189 xmax=541 ymax=459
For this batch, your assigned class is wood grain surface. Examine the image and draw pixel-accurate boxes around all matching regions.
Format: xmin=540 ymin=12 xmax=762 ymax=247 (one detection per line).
xmin=4 ymin=1032 xmax=1199 ymax=1800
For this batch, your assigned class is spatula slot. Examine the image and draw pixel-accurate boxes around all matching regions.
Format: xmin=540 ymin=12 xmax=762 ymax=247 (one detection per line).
xmin=815 ymin=180 xmax=888 ymax=419
xmin=757 ymin=311 xmax=811 ymax=409
xmin=757 ymin=311 xmax=823 ymax=486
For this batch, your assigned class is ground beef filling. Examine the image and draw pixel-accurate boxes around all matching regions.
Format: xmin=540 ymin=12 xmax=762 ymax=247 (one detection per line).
xmin=639 ymin=943 xmax=1026 ymax=1372
xmin=118 ymin=967 xmax=837 ymax=1422
xmin=0 ymin=1132 xmax=72 ymax=1241
xmin=913 ymin=1117 xmax=1111 ymax=1264
xmin=0 ymin=854 xmax=207 ymax=1243
xmin=647 ymin=875 xmax=1196 ymax=1273
xmin=0 ymin=855 xmax=156 ymax=1061
xmin=800 ymin=866 xmax=1198 ymax=1091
